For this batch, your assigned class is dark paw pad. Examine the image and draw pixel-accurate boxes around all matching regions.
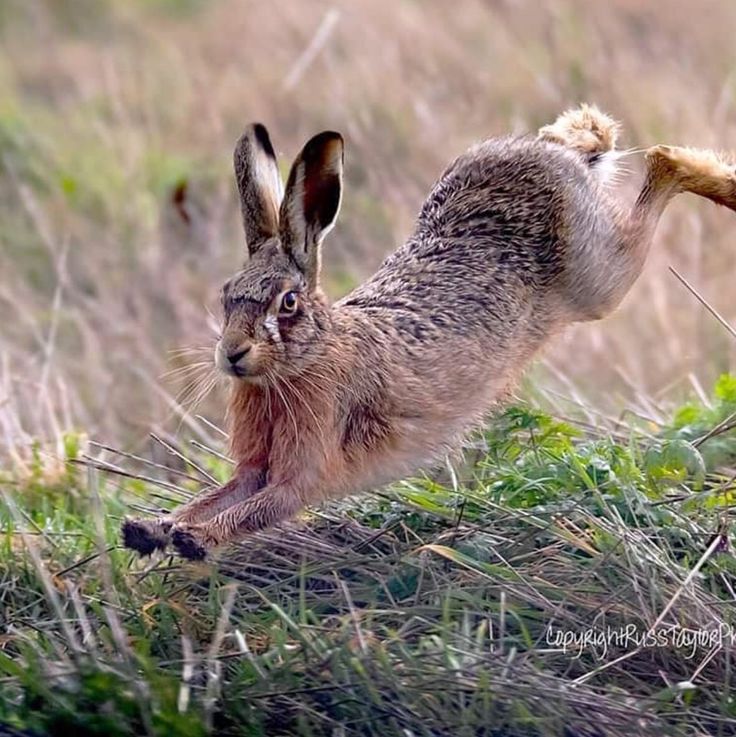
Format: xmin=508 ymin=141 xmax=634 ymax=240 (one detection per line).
xmin=172 ymin=528 xmax=208 ymax=561
xmin=121 ymin=518 xmax=170 ymax=556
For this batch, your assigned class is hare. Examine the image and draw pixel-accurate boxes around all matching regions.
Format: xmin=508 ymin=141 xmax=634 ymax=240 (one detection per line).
xmin=122 ymin=104 xmax=736 ymax=560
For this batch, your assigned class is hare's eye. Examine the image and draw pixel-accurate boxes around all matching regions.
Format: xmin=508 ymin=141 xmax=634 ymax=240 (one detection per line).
xmin=279 ymin=291 xmax=298 ymax=315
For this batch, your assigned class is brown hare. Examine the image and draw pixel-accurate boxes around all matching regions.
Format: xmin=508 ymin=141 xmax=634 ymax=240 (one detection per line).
xmin=122 ymin=104 xmax=736 ymax=560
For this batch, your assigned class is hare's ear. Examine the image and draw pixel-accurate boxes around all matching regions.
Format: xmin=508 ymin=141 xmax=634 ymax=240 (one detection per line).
xmin=279 ymin=131 xmax=343 ymax=289
xmin=233 ymin=123 xmax=284 ymax=256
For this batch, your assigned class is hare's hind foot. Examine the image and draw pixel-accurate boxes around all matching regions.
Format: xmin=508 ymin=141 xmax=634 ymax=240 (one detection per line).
xmin=121 ymin=517 xmax=172 ymax=556
xmin=646 ymin=145 xmax=736 ymax=211
xmin=538 ymin=103 xmax=620 ymax=157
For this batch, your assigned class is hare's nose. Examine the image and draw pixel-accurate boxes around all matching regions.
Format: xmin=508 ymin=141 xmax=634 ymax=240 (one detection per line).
xmin=228 ymin=345 xmax=251 ymax=365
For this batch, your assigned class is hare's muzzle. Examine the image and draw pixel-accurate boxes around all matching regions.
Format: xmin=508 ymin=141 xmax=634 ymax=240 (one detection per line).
xmin=215 ymin=340 xmax=253 ymax=378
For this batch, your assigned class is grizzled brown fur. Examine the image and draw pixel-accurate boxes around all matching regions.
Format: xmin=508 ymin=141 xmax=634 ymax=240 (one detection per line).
xmin=122 ymin=105 xmax=736 ymax=560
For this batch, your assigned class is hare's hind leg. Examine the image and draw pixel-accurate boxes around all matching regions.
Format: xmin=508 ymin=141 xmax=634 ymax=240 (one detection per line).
xmin=570 ymin=144 xmax=736 ymax=322
xmin=646 ymin=145 xmax=736 ymax=211
xmin=620 ymin=145 xmax=736 ymax=278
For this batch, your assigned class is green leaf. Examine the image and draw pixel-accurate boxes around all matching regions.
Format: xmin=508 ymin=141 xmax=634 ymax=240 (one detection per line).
xmin=673 ymin=404 xmax=703 ymax=428
xmin=714 ymin=374 xmax=736 ymax=404
xmin=418 ymin=544 xmax=518 ymax=581
xmin=644 ymin=439 xmax=706 ymax=491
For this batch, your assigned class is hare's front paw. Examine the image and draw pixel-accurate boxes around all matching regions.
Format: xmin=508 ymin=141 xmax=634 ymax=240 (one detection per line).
xmin=171 ymin=524 xmax=217 ymax=561
xmin=121 ymin=517 xmax=173 ymax=556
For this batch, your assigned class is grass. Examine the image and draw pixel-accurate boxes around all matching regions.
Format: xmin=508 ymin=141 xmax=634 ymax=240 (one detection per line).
xmin=2 ymin=378 xmax=736 ymax=735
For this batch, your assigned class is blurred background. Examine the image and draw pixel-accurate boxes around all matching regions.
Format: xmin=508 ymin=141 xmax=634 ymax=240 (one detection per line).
xmin=1 ymin=0 xmax=735 ymax=465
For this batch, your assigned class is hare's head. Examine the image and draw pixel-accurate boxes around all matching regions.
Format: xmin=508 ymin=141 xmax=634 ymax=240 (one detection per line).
xmin=216 ymin=124 xmax=343 ymax=383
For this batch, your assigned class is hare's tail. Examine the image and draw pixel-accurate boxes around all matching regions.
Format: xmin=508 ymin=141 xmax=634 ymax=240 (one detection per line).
xmin=538 ymin=103 xmax=624 ymax=185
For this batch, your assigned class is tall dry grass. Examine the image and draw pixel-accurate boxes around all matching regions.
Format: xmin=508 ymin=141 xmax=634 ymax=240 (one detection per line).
xmin=1 ymin=0 xmax=736 ymax=458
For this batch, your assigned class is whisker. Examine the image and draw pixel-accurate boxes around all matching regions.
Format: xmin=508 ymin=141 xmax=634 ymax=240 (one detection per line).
xmin=167 ymin=345 xmax=213 ymax=358
xmin=175 ymin=370 xmax=217 ymax=408
xmin=294 ymin=371 xmax=332 ymax=399
xmin=616 ymin=146 xmax=647 ymax=157
xmin=300 ymin=365 xmax=354 ymax=400
xmin=281 ymin=377 xmax=326 ymax=443
xmin=160 ymin=362 xmax=213 ymax=380
xmin=188 ymin=375 xmax=218 ymax=414
xmin=268 ymin=371 xmax=300 ymax=446
xmin=161 ymin=372 xmax=210 ymax=388
xmin=204 ymin=304 xmax=223 ymax=337
xmin=174 ymin=372 xmax=220 ymax=434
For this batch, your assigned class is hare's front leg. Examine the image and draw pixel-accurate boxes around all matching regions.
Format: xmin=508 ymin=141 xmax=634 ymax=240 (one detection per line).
xmin=170 ymin=484 xmax=304 ymax=560
xmin=121 ymin=468 xmax=265 ymax=556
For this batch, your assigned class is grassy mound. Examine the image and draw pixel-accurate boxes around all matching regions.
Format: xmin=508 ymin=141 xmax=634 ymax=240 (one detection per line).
xmin=2 ymin=380 xmax=736 ymax=736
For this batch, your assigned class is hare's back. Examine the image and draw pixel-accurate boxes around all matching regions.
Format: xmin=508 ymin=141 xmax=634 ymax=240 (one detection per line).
xmin=415 ymin=135 xmax=604 ymax=269
xmin=347 ymin=135 xmax=606 ymax=296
